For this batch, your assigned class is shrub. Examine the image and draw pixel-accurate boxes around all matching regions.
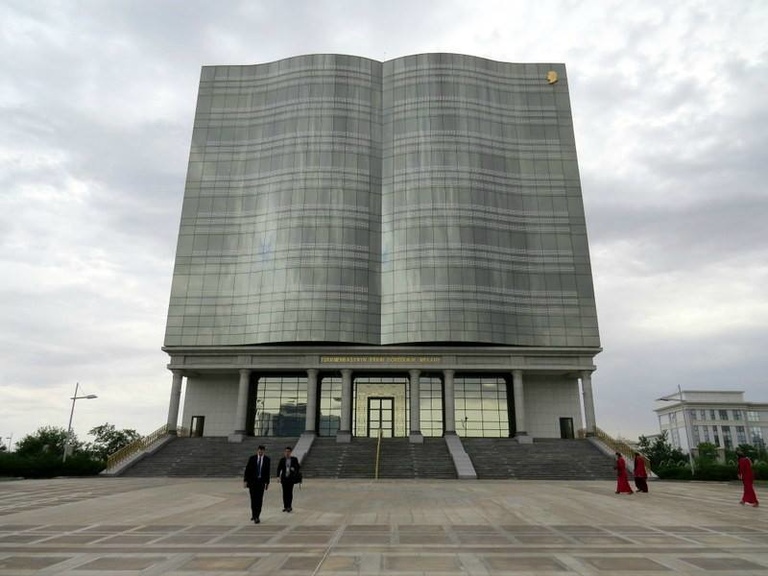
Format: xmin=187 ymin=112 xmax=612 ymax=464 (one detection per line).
xmin=0 ymin=453 xmax=104 ymax=478
xmin=693 ymin=463 xmax=737 ymax=482
xmin=654 ymin=464 xmax=693 ymax=480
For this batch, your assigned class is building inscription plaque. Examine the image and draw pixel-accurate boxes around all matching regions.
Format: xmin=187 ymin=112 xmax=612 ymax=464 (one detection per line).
xmin=320 ymin=356 xmax=441 ymax=364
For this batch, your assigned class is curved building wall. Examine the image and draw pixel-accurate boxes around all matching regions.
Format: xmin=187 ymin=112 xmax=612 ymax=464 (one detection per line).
xmin=165 ymin=53 xmax=600 ymax=348
xmin=381 ymin=54 xmax=598 ymax=347
xmin=165 ymin=55 xmax=382 ymax=346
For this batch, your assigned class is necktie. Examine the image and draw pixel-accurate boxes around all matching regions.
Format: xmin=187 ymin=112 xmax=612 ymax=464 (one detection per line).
xmin=258 ymin=457 xmax=262 ymax=477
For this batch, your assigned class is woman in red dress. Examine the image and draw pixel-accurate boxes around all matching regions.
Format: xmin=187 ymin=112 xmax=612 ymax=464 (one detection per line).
xmin=633 ymin=452 xmax=649 ymax=493
xmin=737 ymin=450 xmax=759 ymax=507
xmin=614 ymin=452 xmax=633 ymax=494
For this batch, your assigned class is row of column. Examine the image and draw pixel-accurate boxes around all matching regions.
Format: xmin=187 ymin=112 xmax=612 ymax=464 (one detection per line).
xmin=166 ymin=369 xmax=598 ymax=441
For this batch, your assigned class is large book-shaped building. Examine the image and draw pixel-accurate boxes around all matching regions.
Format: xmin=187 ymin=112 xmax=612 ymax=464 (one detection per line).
xmin=162 ymin=54 xmax=601 ymax=443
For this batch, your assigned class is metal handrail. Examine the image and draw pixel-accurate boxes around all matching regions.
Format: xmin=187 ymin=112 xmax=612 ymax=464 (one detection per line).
xmin=579 ymin=426 xmax=651 ymax=474
xmin=106 ymin=424 xmax=185 ymax=471
xmin=374 ymin=427 xmax=383 ymax=479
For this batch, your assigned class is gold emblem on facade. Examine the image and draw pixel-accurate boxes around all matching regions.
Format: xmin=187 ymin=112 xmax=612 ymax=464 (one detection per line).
xmin=547 ymin=70 xmax=558 ymax=84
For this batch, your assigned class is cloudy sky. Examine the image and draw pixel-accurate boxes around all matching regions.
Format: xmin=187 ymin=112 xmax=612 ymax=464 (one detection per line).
xmin=1 ymin=0 xmax=766 ymax=449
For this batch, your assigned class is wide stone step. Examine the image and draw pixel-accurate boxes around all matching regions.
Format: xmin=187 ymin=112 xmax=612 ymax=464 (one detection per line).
xmin=302 ymin=437 xmax=456 ymax=479
xmin=122 ymin=437 xmax=299 ymax=477
xmin=462 ymin=438 xmax=615 ymax=480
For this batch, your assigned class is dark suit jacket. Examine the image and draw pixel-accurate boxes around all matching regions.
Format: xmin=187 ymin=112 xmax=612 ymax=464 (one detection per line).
xmin=276 ymin=456 xmax=300 ymax=482
xmin=243 ymin=454 xmax=271 ymax=488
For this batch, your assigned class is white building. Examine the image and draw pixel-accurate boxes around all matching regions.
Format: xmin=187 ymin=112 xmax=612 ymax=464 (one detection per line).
xmin=654 ymin=390 xmax=768 ymax=454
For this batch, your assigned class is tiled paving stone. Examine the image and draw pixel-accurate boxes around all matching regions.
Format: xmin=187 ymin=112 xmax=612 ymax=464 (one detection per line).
xmin=278 ymin=531 xmax=336 ymax=544
xmin=280 ymin=554 xmax=325 ymax=570
xmin=27 ymin=524 xmax=85 ymax=532
xmin=0 ymin=555 xmax=71 ymax=570
xmin=132 ymin=524 xmax=188 ymax=533
xmin=0 ymin=525 xmax=40 ymax=531
xmin=662 ymin=526 xmax=712 ymax=533
xmin=317 ymin=554 xmax=362 ymax=572
xmin=152 ymin=533 xmax=221 ymax=544
xmin=570 ymin=534 xmax=637 ymax=545
xmin=702 ymin=525 xmax=768 ymax=534
xmin=398 ymin=532 xmax=454 ymax=545
xmin=552 ymin=524 xmax=611 ymax=533
xmin=77 ymin=555 xmax=169 ymax=570
xmin=501 ymin=525 xmax=557 ymax=534
xmin=0 ymin=534 xmax=47 ymax=544
xmin=679 ymin=556 xmax=768 ymax=571
xmin=384 ymin=553 xmax=464 ymax=572
xmin=37 ymin=533 xmax=107 ymax=544
xmin=684 ymin=534 xmax=753 ymax=546
xmin=453 ymin=532 xmax=512 ymax=545
xmin=181 ymin=524 xmax=235 ymax=533
xmin=94 ymin=533 xmax=164 ymax=544
xmin=176 ymin=554 xmax=262 ymax=571
xmin=481 ymin=554 xmax=569 ymax=571
xmin=513 ymin=534 xmax=576 ymax=545
xmin=338 ymin=532 xmax=392 ymax=545
xmin=608 ymin=525 xmax=666 ymax=534
xmin=79 ymin=524 xmax=135 ymax=533
xmin=623 ymin=534 xmax=698 ymax=545
xmin=345 ymin=524 xmax=390 ymax=531
xmin=580 ymin=556 xmax=673 ymax=571
xmin=3 ymin=479 xmax=768 ymax=574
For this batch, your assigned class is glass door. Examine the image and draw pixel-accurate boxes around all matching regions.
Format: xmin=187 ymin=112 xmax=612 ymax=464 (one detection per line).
xmin=368 ymin=397 xmax=394 ymax=437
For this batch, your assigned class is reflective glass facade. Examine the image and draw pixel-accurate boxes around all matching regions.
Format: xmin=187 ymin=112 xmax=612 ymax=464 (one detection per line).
xmin=165 ymin=54 xmax=600 ymax=348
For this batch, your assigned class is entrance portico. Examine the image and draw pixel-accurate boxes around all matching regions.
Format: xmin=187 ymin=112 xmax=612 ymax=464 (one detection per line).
xmin=164 ymin=345 xmax=601 ymax=442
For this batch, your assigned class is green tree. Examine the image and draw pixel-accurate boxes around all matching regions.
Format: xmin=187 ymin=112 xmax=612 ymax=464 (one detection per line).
xmin=695 ymin=442 xmax=719 ymax=463
xmin=86 ymin=424 xmax=140 ymax=460
xmin=14 ymin=426 xmax=81 ymax=458
xmin=637 ymin=431 xmax=687 ymax=470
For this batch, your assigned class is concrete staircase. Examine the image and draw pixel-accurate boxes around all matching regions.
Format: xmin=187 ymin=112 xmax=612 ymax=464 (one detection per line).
xmin=462 ymin=438 xmax=615 ymax=480
xmin=301 ymin=437 xmax=457 ymax=479
xmin=119 ymin=436 xmax=614 ymax=480
xmin=121 ymin=437 xmax=299 ymax=477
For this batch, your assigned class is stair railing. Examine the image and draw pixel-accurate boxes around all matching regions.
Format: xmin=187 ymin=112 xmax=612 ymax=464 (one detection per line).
xmin=578 ymin=426 xmax=649 ymax=474
xmin=106 ymin=424 xmax=187 ymax=472
xmin=374 ymin=427 xmax=383 ymax=479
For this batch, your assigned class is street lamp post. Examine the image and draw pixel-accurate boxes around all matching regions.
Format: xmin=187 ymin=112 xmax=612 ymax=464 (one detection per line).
xmin=63 ymin=382 xmax=97 ymax=462
xmin=677 ymin=386 xmax=695 ymax=476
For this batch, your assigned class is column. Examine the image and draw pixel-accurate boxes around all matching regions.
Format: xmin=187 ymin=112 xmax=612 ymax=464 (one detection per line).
xmin=443 ymin=369 xmax=456 ymax=434
xmin=229 ymin=369 xmax=251 ymax=442
xmin=512 ymin=370 xmax=529 ymax=441
xmin=337 ymin=369 xmax=353 ymax=443
xmin=409 ymin=369 xmax=423 ymax=443
xmin=167 ymin=370 xmax=183 ymax=435
xmin=304 ymin=369 xmax=319 ymax=435
xmin=581 ymin=371 xmax=597 ymax=436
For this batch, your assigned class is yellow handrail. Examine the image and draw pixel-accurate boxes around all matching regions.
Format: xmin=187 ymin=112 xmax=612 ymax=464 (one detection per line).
xmin=374 ymin=427 xmax=383 ymax=479
xmin=106 ymin=424 xmax=186 ymax=471
xmin=578 ymin=426 xmax=651 ymax=474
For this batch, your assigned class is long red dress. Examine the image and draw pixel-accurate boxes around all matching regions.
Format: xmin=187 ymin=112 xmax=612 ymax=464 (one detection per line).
xmin=615 ymin=454 xmax=633 ymax=494
xmin=738 ymin=455 xmax=759 ymax=506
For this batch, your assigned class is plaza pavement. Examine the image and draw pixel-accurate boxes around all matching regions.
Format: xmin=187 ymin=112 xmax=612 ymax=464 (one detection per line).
xmin=0 ymin=477 xmax=765 ymax=575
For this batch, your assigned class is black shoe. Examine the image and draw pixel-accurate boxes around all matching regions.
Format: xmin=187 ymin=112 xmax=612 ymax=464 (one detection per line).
xmin=286 ymin=507 xmax=292 ymax=512
xmin=282 ymin=508 xmax=287 ymax=512
xmin=253 ymin=518 xmax=260 ymax=524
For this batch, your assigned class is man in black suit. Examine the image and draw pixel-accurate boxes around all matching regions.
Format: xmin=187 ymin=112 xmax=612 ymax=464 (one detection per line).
xmin=276 ymin=446 xmax=300 ymax=512
xmin=243 ymin=445 xmax=270 ymax=523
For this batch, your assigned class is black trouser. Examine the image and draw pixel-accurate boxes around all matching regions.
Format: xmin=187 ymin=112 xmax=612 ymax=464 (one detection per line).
xmin=248 ymin=482 xmax=267 ymax=519
xmin=634 ymin=477 xmax=648 ymax=493
xmin=281 ymin=480 xmax=295 ymax=510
